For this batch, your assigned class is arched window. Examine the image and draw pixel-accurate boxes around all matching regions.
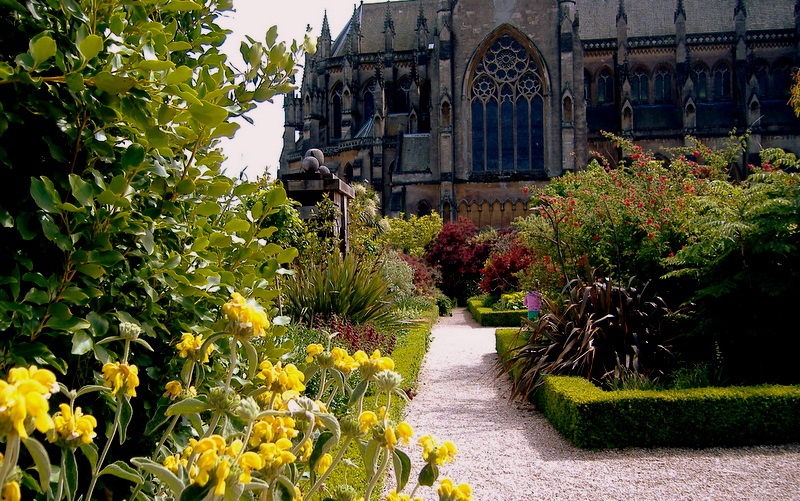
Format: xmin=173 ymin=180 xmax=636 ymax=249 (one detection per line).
xmin=713 ymin=62 xmax=732 ymax=100
xmin=390 ymin=77 xmax=412 ymax=113
xmin=597 ymin=67 xmax=613 ymax=104
xmin=773 ymin=58 xmax=792 ymax=98
xmin=754 ymin=60 xmax=769 ymax=97
xmin=363 ymin=79 xmax=376 ymax=121
xmin=631 ymin=66 xmax=649 ymax=104
xmin=654 ymin=64 xmax=672 ymax=103
xmin=692 ymin=62 xmax=709 ymax=101
xmin=417 ymin=200 xmax=432 ymax=217
xmin=332 ymin=83 xmax=343 ymax=139
xmin=469 ymin=33 xmax=546 ymax=174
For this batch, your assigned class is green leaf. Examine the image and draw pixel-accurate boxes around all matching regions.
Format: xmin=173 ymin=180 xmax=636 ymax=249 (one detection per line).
xmin=98 ymin=460 xmax=142 ymax=484
xmin=243 ymin=339 xmax=258 ymax=380
xmin=131 ymin=457 xmax=184 ymax=495
xmin=31 ymin=36 xmax=56 ymax=68
xmin=65 ymin=72 xmax=85 ymax=91
xmin=162 ymin=0 xmax=203 ymax=11
xmin=166 ymin=65 xmax=193 ymax=85
xmin=167 ymin=41 xmax=193 ymax=51
xmin=166 ymin=397 xmax=212 ymax=416
xmin=121 ymin=143 xmax=146 ymax=169
xmin=94 ymin=71 xmax=136 ymax=94
xmin=30 ymin=176 xmax=60 ymax=213
xmin=138 ymin=60 xmax=175 ymax=71
xmin=96 ymin=189 xmax=119 ymax=205
xmin=418 ymin=462 xmax=438 ymax=487
xmin=176 ymin=179 xmax=195 ymax=194
xmin=211 ymin=122 xmax=239 ymax=139
xmin=63 ymin=447 xmax=78 ymax=501
xmin=312 ymin=412 xmax=340 ymax=443
xmin=22 ymin=437 xmax=52 ymax=493
xmin=273 ymin=475 xmax=298 ymax=501
xmin=224 ymin=219 xmax=250 ymax=233
xmin=75 ymin=385 xmax=110 ymax=398
xmin=276 ymin=247 xmax=298 ymax=265
xmin=79 ymin=34 xmax=103 ymax=61
xmin=58 ymin=0 xmax=89 ymax=21
xmin=265 ymin=25 xmax=279 ymax=47
xmin=68 ymin=174 xmax=93 ymax=206
xmin=76 ymin=263 xmax=105 ymax=279
xmin=119 ymin=396 xmax=133 ymax=444
xmin=79 ymin=443 xmax=99 ymax=472
xmin=363 ymin=439 xmax=379 ymax=478
xmin=180 ymin=481 xmax=212 ymax=501
xmin=0 ymin=0 xmax=27 ymax=14
xmin=188 ymin=101 xmax=228 ymax=127
xmin=208 ymin=232 xmax=232 ymax=248
xmin=196 ymin=201 xmax=220 ymax=217
xmin=309 ymin=431 xmax=335 ymax=471
xmin=348 ymin=380 xmax=369 ymax=407
xmin=392 ymin=449 xmax=411 ymax=492
xmin=71 ymin=331 xmax=93 ymax=355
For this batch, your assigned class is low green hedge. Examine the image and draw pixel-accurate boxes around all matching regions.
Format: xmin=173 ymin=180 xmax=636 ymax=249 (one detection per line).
xmin=467 ymin=297 xmax=527 ymax=326
xmin=495 ymin=329 xmax=800 ymax=449
xmin=536 ymin=376 xmax=800 ymax=449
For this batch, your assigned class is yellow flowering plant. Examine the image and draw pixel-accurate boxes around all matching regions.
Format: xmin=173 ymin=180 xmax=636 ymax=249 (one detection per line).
xmin=0 ymin=293 xmax=470 ymax=500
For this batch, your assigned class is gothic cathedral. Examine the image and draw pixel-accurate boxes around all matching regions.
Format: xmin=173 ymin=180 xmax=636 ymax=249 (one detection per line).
xmin=279 ymin=0 xmax=800 ymax=227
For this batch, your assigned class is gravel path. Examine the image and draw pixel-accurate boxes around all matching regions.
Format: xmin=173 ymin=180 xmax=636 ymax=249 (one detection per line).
xmin=392 ymin=308 xmax=800 ymax=500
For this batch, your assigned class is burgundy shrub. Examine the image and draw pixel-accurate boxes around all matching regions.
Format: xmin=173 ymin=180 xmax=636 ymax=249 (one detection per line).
xmin=425 ymin=218 xmax=493 ymax=302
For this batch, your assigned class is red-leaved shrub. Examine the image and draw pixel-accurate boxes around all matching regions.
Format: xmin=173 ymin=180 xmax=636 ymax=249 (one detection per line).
xmin=425 ymin=218 xmax=492 ymax=302
xmin=480 ymin=236 xmax=534 ymax=295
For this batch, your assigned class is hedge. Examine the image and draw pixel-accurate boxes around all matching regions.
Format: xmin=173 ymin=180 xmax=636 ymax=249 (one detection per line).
xmin=467 ymin=297 xmax=527 ymax=327
xmin=495 ymin=329 xmax=800 ymax=449
xmin=536 ymin=376 xmax=800 ymax=449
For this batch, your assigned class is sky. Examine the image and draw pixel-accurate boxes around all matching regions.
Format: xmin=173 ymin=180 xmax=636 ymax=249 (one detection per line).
xmin=217 ymin=1 xmax=357 ymax=181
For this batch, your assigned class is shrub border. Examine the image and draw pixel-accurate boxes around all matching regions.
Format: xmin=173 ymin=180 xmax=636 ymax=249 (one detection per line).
xmin=467 ymin=297 xmax=527 ymax=327
xmin=495 ymin=329 xmax=800 ymax=449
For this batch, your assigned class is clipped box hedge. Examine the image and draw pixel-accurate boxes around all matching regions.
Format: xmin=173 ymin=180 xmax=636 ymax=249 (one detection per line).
xmin=536 ymin=375 xmax=800 ymax=449
xmin=495 ymin=329 xmax=800 ymax=449
xmin=467 ymin=297 xmax=527 ymax=327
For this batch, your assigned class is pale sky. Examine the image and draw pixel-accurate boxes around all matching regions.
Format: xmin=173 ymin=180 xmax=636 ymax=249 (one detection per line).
xmin=218 ymin=1 xmax=357 ymax=181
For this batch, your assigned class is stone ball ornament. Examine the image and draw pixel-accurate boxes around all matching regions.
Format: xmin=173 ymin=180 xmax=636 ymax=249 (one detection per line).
xmin=301 ymin=155 xmax=319 ymax=173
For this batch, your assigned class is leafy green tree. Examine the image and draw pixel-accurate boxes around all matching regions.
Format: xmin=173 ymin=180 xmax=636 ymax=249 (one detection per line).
xmin=378 ymin=212 xmax=443 ymax=257
xmin=664 ymin=151 xmax=800 ymax=383
xmin=0 ymin=0 xmax=308 ymax=471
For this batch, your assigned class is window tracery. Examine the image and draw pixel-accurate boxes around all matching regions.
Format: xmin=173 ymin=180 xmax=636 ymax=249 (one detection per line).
xmin=470 ymin=33 xmax=545 ymax=173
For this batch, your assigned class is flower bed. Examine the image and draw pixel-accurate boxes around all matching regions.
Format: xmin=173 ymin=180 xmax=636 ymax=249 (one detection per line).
xmin=495 ymin=329 xmax=800 ymax=449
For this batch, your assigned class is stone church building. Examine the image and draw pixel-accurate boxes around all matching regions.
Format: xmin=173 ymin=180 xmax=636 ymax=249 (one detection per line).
xmin=279 ymin=0 xmax=800 ymax=227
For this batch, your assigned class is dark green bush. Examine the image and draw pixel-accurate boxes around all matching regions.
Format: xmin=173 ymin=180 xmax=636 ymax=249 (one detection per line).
xmin=534 ymin=376 xmax=800 ymax=449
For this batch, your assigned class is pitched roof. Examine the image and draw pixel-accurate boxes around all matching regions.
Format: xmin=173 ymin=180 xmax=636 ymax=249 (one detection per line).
xmin=331 ymin=0 xmax=438 ymax=57
xmin=577 ymin=0 xmax=795 ymax=40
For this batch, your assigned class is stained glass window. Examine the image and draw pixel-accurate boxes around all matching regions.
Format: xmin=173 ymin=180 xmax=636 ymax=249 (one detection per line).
xmin=470 ymin=34 xmax=545 ymax=173
xmin=631 ymin=67 xmax=648 ymax=104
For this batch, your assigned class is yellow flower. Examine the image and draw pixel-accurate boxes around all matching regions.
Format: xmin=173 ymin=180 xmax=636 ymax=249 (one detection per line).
xmin=223 ymin=292 xmax=270 ymax=339
xmin=49 ymin=403 xmax=97 ymax=445
xmin=354 ymin=350 xmax=394 ymax=380
xmin=1 ymin=481 xmax=20 ymax=501
xmin=331 ymin=347 xmax=359 ymax=373
xmin=0 ymin=365 xmax=58 ymax=438
xmin=418 ymin=435 xmax=457 ymax=465
xmin=315 ymin=452 xmax=333 ymax=474
xmin=176 ymin=333 xmax=213 ymax=363
xmin=258 ymin=437 xmax=296 ymax=470
xmin=163 ymin=380 xmax=183 ymax=400
xmin=238 ymin=451 xmax=263 ymax=483
xmin=358 ymin=411 xmax=378 ymax=433
xmin=213 ymin=458 xmax=231 ymax=496
xmin=306 ymin=343 xmax=324 ymax=363
xmin=257 ymin=361 xmax=305 ymax=394
xmin=396 ymin=421 xmax=413 ymax=445
xmin=163 ymin=454 xmax=180 ymax=474
xmin=384 ymin=426 xmax=398 ymax=450
xmin=101 ymin=362 xmax=139 ymax=397
xmin=385 ymin=491 xmax=421 ymax=501
xmin=437 ymin=478 xmax=472 ymax=501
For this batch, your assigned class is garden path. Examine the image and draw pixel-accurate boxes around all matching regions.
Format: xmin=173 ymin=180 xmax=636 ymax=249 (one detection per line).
xmin=394 ymin=307 xmax=800 ymax=500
